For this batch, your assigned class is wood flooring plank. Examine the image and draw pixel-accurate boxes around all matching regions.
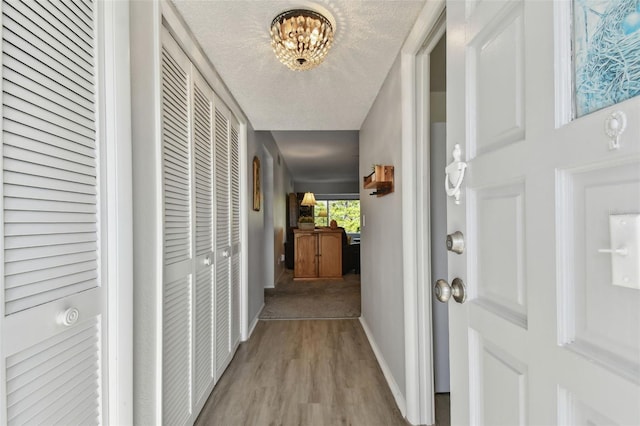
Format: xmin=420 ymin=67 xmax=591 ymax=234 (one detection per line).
xmin=195 ymin=319 xmax=409 ymax=426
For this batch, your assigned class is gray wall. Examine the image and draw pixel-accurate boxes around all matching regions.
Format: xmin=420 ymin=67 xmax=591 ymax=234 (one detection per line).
xmin=430 ymin=123 xmax=450 ymax=393
xmin=295 ymin=180 xmax=359 ymax=194
xmin=246 ymin=127 xmax=293 ymax=323
xmin=359 ymin=55 xmax=406 ymax=396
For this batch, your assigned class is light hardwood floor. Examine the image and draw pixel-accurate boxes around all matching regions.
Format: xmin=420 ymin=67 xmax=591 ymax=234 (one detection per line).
xmin=195 ymin=319 xmax=409 ymax=426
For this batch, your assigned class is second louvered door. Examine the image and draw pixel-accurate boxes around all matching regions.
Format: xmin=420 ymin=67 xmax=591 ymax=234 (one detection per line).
xmin=229 ymin=122 xmax=241 ymax=348
xmin=213 ymin=103 xmax=232 ymax=379
xmin=1 ymin=1 xmax=106 ymax=425
xmin=161 ymin=26 xmax=241 ymax=424
xmin=162 ymin=28 xmax=227 ymax=426
xmin=161 ymin=30 xmax=193 ymax=426
xmin=191 ymin=70 xmax=216 ymax=415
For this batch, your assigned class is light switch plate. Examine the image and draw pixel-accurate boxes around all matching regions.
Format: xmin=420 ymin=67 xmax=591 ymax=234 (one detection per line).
xmin=607 ymin=214 xmax=640 ymax=289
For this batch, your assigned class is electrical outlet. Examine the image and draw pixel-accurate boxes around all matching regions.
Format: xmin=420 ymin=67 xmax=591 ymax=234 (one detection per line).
xmin=280 ymin=254 xmax=285 ymax=262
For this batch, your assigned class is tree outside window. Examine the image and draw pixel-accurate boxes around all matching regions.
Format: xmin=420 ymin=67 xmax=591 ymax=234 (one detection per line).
xmin=314 ymin=201 xmax=328 ymax=227
xmin=313 ymin=199 xmax=360 ymax=233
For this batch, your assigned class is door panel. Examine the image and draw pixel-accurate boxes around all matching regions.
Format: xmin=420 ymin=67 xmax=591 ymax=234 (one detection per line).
xmin=230 ymin=124 xmax=240 ymax=347
xmin=294 ymin=233 xmax=317 ymax=278
xmin=447 ymin=0 xmax=640 ymax=425
xmin=214 ymin=105 xmax=231 ymax=378
xmin=6 ymin=316 xmax=101 ymax=425
xmin=162 ymin=276 xmax=192 ymax=426
xmin=2 ymin=0 xmax=99 ymax=316
xmin=472 ymin=181 xmax=526 ymax=327
xmin=1 ymin=0 xmax=106 ymax=424
xmin=318 ymin=232 xmax=342 ymax=278
xmin=192 ymin=72 xmax=215 ymax=407
xmin=161 ymin=30 xmax=193 ymax=426
xmin=470 ymin=2 xmax=525 ymax=156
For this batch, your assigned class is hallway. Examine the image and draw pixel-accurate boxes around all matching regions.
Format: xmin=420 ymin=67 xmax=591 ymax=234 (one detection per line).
xmin=195 ymin=319 xmax=407 ymax=425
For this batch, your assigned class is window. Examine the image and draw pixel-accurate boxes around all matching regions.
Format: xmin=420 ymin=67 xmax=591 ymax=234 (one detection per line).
xmin=314 ymin=200 xmax=361 ymax=233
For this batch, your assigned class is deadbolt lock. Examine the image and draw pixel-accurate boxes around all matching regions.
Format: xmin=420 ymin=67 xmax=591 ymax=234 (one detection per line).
xmin=446 ymin=231 xmax=465 ymax=254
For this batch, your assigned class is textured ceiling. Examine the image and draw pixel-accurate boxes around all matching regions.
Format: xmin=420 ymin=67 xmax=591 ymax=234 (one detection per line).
xmin=172 ymin=0 xmax=427 ymax=131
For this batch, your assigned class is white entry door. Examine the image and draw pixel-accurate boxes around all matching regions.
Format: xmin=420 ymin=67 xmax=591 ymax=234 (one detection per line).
xmin=446 ymin=1 xmax=640 ymax=425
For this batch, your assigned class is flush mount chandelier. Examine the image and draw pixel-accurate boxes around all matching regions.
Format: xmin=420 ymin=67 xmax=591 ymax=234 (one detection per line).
xmin=270 ymin=9 xmax=335 ymax=71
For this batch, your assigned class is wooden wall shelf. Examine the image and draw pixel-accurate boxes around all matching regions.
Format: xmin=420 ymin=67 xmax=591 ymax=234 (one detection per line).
xmin=363 ymin=165 xmax=394 ymax=197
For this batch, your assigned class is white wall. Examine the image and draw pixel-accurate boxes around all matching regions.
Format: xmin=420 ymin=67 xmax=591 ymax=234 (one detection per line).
xmin=246 ymin=128 xmax=293 ymax=323
xmin=359 ymin=55 xmax=406 ymax=400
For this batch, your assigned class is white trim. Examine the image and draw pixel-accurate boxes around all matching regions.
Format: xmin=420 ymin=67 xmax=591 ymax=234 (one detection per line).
xmin=130 ymin=1 xmax=164 ymax=423
xmin=553 ymin=0 xmax=573 ymax=128
xmin=247 ymin=304 xmax=264 ymax=340
xmin=359 ymin=317 xmax=407 ymax=416
xmin=240 ymin=122 xmax=250 ymax=340
xmin=400 ymin=1 xmax=446 ymax=425
xmin=0 ymin=1 xmax=6 ymax=423
xmin=101 ymin=1 xmax=134 ymax=425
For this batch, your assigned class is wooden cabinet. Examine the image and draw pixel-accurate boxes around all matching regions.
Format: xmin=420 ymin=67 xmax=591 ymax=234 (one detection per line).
xmin=318 ymin=232 xmax=342 ymax=277
xmin=294 ymin=231 xmax=318 ymax=278
xmin=294 ymin=229 xmax=343 ymax=279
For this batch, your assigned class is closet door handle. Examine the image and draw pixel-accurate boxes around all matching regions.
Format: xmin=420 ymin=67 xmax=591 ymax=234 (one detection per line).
xmin=57 ymin=307 xmax=79 ymax=326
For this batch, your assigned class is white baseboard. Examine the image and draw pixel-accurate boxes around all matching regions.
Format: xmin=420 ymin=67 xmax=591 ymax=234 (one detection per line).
xmin=359 ymin=317 xmax=407 ymax=417
xmin=246 ymin=303 xmax=264 ymax=340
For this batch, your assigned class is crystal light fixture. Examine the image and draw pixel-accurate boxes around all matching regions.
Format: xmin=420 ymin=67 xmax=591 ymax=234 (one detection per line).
xmin=270 ymin=9 xmax=335 ymax=71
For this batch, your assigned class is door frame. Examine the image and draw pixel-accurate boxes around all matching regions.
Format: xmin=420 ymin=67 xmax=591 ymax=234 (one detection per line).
xmin=101 ymin=1 xmax=134 ymax=424
xmin=400 ymin=0 xmax=446 ymax=424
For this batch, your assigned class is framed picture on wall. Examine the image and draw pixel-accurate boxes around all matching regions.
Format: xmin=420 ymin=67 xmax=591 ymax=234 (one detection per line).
xmin=573 ymin=0 xmax=640 ymax=117
xmin=253 ymin=156 xmax=261 ymax=211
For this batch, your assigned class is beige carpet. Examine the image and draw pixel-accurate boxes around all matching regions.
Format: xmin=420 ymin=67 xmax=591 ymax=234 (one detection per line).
xmin=260 ymin=270 xmax=361 ymax=319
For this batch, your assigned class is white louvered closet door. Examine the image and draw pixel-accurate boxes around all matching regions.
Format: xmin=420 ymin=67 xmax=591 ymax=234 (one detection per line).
xmin=1 ymin=1 xmax=106 ymax=425
xmin=214 ymin=102 xmax=232 ymax=379
xmin=191 ymin=70 xmax=216 ymax=413
xmin=161 ymin=29 xmax=193 ymax=426
xmin=229 ymin=122 xmax=241 ymax=347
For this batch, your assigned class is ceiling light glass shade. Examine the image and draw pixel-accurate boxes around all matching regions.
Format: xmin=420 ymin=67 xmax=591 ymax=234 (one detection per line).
xmin=270 ymin=9 xmax=334 ymax=71
xmin=300 ymin=192 xmax=317 ymax=206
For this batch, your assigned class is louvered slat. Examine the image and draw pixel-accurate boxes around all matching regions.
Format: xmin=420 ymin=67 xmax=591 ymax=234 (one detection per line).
xmin=230 ymin=125 xmax=240 ymax=245
xmin=162 ymin=47 xmax=191 ymax=265
xmin=192 ymin=76 xmax=215 ymax=405
xmin=2 ymin=0 xmax=98 ymax=315
xmin=163 ymin=276 xmax=192 ymax=426
xmin=231 ymin=255 xmax=240 ymax=345
xmin=214 ymin=107 xmax=231 ymax=375
xmin=215 ymin=259 xmax=230 ymax=374
xmin=229 ymin=123 xmax=241 ymax=346
xmin=6 ymin=317 xmax=101 ymax=425
xmin=214 ymin=109 xmax=229 ymax=250
xmin=194 ymin=267 xmax=213 ymax=401
xmin=193 ymin=85 xmax=213 ymax=257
